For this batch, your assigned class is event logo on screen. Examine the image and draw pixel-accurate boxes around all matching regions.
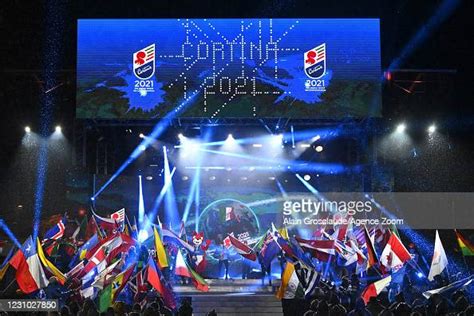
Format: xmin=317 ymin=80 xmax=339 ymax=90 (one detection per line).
xmin=133 ymin=44 xmax=155 ymax=79
xmin=133 ymin=44 xmax=156 ymax=95
xmin=304 ymin=43 xmax=327 ymax=92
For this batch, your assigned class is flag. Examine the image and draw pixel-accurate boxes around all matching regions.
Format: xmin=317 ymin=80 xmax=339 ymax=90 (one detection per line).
xmin=161 ymin=226 xmax=194 ymax=253
xmin=66 ymin=261 xmax=85 ymax=279
xmin=293 ymin=261 xmax=319 ymax=298
xmin=69 ymin=233 xmax=99 ymax=270
xmin=111 ymin=264 xmax=135 ymax=302
xmin=36 ymin=238 xmax=66 ymax=285
xmin=225 ymin=207 xmax=238 ymax=222
xmin=42 ymin=217 xmax=66 ymax=241
xmin=0 ymin=246 xmax=15 ymax=282
xmin=227 ymin=234 xmax=257 ymax=261
xmin=289 ymin=237 xmax=315 ymax=269
xmin=278 ymin=227 xmax=289 ymax=240
xmin=455 ymin=230 xmax=474 ymax=256
xmin=258 ymin=233 xmax=280 ymax=270
xmin=99 ymin=283 xmax=112 ymax=313
xmin=296 ymin=237 xmax=336 ymax=261
xmin=361 ymin=275 xmax=392 ymax=305
xmin=276 ymin=262 xmax=304 ymax=300
xmin=154 ymin=227 xmax=169 ymax=269
xmin=92 ymin=210 xmax=118 ymax=234
xmin=363 ymin=226 xmax=378 ymax=269
xmin=336 ymin=223 xmax=349 ymax=242
xmin=90 ymin=260 xmax=121 ymax=290
xmin=423 ymin=275 xmax=474 ymax=299
xmin=80 ymin=247 xmax=107 ymax=279
xmin=349 ymin=240 xmax=367 ymax=274
xmin=380 ymin=233 xmax=412 ymax=271
xmin=80 ymin=235 xmax=126 ymax=278
xmin=174 ymin=250 xmax=209 ymax=292
xmin=146 ymin=257 xmax=176 ymax=309
xmin=111 ymin=208 xmax=125 ymax=223
xmin=428 ymin=230 xmax=448 ymax=281
xmin=9 ymin=237 xmax=49 ymax=294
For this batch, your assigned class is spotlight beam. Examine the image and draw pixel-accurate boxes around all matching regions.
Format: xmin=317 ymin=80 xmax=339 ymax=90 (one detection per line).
xmin=182 ymin=130 xmax=211 ymax=225
xmin=92 ymin=91 xmax=200 ymax=199
xmin=0 ymin=219 xmax=22 ymax=248
xmin=163 ymin=146 xmax=179 ymax=228
xmin=33 ymin=142 xmax=48 ymax=241
xmin=138 ymin=175 xmax=145 ymax=230
xmin=149 ymin=167 xmax=177 ymax=219
xmin=387 ymin=0 xmax=461 ymax=72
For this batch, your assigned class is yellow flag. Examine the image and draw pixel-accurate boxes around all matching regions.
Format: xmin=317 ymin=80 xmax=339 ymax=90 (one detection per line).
xmin=0 ymin=263 xmax=9 ymax=282
xmin=36 ymin=238 xmax=67 ymax=284
xmin=154 ymin=227 xmax=169 ymax=269
xmin=276 ymin=262 xmax=295 ymax=300
xmin=278 ymin=227 xmax=289 ymax=240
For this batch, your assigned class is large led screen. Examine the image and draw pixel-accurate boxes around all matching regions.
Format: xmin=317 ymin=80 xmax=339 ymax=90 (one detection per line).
xmin=77 ymin=19 xmax=381 ymax=119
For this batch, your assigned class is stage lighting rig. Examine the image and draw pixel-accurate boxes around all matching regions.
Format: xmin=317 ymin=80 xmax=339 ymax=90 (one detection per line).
xmin=25 ymin=126 xmax=31 ymax=133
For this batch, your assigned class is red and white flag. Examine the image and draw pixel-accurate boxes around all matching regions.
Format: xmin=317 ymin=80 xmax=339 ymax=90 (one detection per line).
xmin=227 ymin=234 xmax=257 ymax=261
xmin=380 ymin=233 xmax=412 ymax=271
xmin=361 ymin=275 xmax=392 ymax=304
xmin=111 ymin=208 xmax=125 ymax=224
xmin=9 ymin=237 xmax=49 ymax=294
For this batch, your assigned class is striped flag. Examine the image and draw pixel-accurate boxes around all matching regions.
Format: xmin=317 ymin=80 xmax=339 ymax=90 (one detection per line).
xmin=276 ymin=262 xmax=304 ymax=300
xmin=363 ymin=226 xmax=379 ymax=269
xmin=110 ymin=208 xmax=125 ymax=231
xmin=455 ymin=230 xmax=474 ymax=256
xmin=9 ymin=237 xmax=49 ymax=294
xmin=42 ymin=217 xmax=66 ymax=242
xmin=174 ymin=249 xmax=209 ymax=292
xmin=361 ymin=275 xmax=392 ymax=304
xmin=147 ymin=257 xmax=176 ymax=309
xmin=293 ymin=261 xmax=319 ymax=299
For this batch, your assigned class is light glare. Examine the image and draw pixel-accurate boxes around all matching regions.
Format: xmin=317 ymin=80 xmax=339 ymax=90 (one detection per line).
xmin=396 ymin=123 xmax=406 ymax=133
xmin=428 ymin=124 xmax=436 ymax=134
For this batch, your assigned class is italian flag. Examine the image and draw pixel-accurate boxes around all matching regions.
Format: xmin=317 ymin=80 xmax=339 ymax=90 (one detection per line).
xmin=175 ymin=249 xmax=209 ymax=292
xmin=455 ymin=230 xmax=474 ymax=256
xmin=361 ymin=275 xmax=392 ymax=305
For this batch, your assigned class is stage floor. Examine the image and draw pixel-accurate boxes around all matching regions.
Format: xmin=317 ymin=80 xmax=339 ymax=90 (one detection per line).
xmin=174 ymin=278 xmax=281 ymax=295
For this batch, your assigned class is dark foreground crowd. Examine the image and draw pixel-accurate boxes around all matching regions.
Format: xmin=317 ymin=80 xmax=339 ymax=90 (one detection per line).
xmin=283 ymin=287 xmax=474 ymax=316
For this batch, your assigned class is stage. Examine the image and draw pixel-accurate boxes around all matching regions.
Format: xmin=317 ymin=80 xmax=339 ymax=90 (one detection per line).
xmin=175 ymin=280 xmax=283 ymax=316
